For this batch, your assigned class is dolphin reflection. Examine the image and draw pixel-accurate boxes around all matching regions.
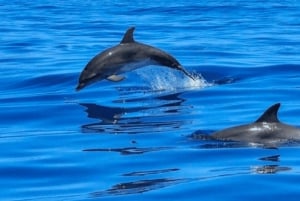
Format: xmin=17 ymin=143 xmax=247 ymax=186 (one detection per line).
xmin=79 ymin=92 xmax=186 ymax=134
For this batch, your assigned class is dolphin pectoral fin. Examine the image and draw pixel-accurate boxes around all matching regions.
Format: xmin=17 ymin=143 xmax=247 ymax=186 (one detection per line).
xmin=106 ymin=75 xmax=125 ymax=82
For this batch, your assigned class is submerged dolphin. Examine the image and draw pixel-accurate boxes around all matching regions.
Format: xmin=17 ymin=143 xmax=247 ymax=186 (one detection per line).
xmin=210 ymin=103 xmax=300 ymax=147
xmin=76 ymin=27 xmax=194 ymax=91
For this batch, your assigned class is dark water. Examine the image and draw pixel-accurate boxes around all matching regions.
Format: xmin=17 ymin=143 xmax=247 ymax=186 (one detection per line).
xmin=1 ymin=1 xmax=300 ymax=200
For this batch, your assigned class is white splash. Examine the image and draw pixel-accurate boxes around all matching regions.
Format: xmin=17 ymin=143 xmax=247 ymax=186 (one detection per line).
xmin=136 ymin=67 xmax=213 ymax=91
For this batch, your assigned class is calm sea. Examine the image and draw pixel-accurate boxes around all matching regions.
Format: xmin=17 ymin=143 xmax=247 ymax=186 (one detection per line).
xmin=1 ymin=1 xmax=300 ymax=200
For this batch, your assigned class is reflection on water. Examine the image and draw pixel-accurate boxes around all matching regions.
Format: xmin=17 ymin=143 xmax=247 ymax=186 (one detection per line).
xmin=80 ymin=103 xmax=129 ymax=124
xmin=91 ymin=158 xmax=291 ymax=199
xmin=88 ymin=151 xmax=292 ymax=198
xmin=92 ymin=178 xmax=188 ymax=197
xmin=259 ymin=155 xmax=280 ymax=162
xmin=123 ymin=168 xmax=179 ymax=176
xmin=80 ymin=92 xmax=188 ymax=134
xmin=83 ymin=146 xmax=172 ymax=155
xmin=197 ymin=141 xmax=250 ymax=149
xmin=209 ymin=154 xmax=291 ymax=175
xmin=254 ymin=154 xmax=291 ymax=174
xmin=252 ymin=165 xmax=291 ymax=174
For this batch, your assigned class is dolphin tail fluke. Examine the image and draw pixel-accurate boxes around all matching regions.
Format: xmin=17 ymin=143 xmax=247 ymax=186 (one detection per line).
xmin=178 ymin=66 xmax=196 ymax=81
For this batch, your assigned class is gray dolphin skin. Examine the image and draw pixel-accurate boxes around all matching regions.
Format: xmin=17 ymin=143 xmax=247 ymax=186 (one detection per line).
xmin=76 ymin=27 xmax=194 ymax=91
xmin=211 ymin=103 xmax=300 ymax=147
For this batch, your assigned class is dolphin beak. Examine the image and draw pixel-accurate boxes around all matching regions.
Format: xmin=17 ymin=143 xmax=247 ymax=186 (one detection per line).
xmin=76 ymin=83 xmax=85 ymax=91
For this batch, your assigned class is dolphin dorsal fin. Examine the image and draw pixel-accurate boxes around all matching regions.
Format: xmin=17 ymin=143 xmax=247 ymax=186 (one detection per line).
xmin=120 ymin=27 xmax=135 ymax=44
xmin=255 ymin=103 xmax=281 ymax=123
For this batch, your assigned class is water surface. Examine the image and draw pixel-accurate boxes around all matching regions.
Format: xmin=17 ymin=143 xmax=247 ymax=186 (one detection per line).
xmin=1 ymin=1 xmax=300 ymax=200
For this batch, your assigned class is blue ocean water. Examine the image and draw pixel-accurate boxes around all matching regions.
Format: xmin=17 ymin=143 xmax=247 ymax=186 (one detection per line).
xmin=1 ymin=0 xmax=300 ymax=200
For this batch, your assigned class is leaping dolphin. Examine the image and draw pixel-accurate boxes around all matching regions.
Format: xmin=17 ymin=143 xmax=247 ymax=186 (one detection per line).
xmin=210 ymin=103 xmax=300 ymax=147
xmin=76 ymin=27 xmax=194 ymax=91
